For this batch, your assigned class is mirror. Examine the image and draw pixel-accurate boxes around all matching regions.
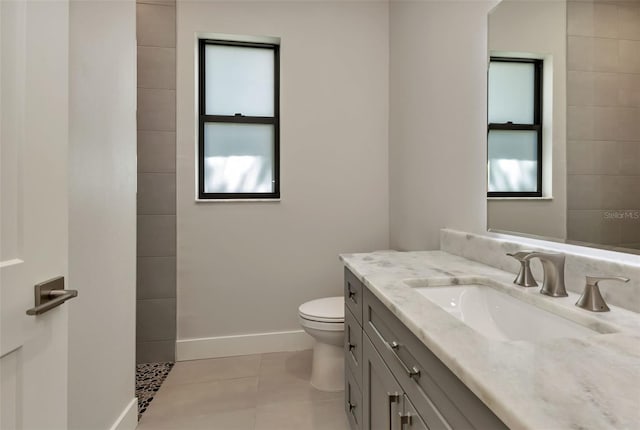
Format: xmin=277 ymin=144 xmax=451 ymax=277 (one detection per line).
xmin=487 ymin=0 xmax=640 ymax=254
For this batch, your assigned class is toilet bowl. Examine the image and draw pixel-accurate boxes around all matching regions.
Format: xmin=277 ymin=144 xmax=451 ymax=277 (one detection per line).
xmin=298 ymin=296 xmax=344 ymax=392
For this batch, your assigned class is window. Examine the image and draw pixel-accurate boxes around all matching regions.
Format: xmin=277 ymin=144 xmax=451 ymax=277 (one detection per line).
xmin=487 ymin=57 xmax=542 ymax=197
xmin=198 ymin=39 xmax=280 ymax=200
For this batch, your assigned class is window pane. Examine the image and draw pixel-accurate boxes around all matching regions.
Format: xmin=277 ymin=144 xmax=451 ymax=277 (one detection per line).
xmin=205 ymin=44 xmax=274 ymax=117
xmin=204 ymin=123 xmax=275 ymax=193
xmin=488 ymin=61 xmax=535 ymax=124
xmin=488 ymin=130 xmax=538 ymax=192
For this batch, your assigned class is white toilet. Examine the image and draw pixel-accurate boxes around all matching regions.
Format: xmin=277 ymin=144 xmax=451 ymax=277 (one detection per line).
xmin=298 ymin=296 xmax=345 ymax=392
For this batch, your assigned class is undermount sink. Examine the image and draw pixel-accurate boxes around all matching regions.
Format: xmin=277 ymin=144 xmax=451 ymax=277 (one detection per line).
xmin=410 ymin=282 xmax=613 ymax=342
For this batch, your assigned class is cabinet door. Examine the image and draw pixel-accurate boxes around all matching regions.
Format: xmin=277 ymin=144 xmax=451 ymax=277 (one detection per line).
xmin=345 ymin=306 xmax=363 ymax=389
xmin=401 ymin=395 xmax=430 ymax=430
xmin=346 ymin=367 xmax=363 ymax=430
xmin=363 ymin=335 xmax=403 ymax=430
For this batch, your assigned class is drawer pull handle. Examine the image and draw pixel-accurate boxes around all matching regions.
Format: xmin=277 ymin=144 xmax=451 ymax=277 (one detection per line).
xmin=348 ymin=284 xmax=357 ymax=302
xmin=387 ymin=340 xmax=421 ymax=379
xmin=407 ymin=365 xmax=421 ymax=379
xmin=348 ymin=401 xmax=357 ymax=413
xmin=370 ymin=321 xmax=422 ymax=380
xmin=399 ymin=412 xmax=413 ymax=428
xmin=388 ymin=393 xmax=400 ymax=429
xmin=348 ymin=342 xmax=356 ymax=351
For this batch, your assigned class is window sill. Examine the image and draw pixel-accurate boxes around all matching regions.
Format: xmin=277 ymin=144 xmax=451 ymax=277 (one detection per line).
xmin=487 ymin=196 xmax=553 ymax=201
xmin=195 ymin=198 xmax=281 ymax=203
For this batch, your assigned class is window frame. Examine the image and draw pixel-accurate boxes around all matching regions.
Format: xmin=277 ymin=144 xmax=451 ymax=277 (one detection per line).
xmin=198 ymin=39 xmax=280 ymax=200
xmin=487 ymin=57 xmax=543 ymax=198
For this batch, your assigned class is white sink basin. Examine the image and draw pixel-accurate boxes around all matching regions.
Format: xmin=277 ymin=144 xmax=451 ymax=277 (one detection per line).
xmin=413 ymin=283 xmax=608 ymax=342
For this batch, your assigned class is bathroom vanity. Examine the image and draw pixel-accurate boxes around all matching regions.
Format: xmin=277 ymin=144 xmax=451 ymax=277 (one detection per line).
xmin=341 ymin=246 xmax=640 ymax=429
xmin=344 ymin=267 xmax=506 ymax=430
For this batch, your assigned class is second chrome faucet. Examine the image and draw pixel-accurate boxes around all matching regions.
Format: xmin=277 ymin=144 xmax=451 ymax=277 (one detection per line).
xmin=507 ymin=251 xmax=568 ymax=297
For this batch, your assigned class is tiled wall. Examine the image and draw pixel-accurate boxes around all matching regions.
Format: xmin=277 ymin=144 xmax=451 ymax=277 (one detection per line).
xmin=136 ymin=0 xmax=176 ymax=363
xmin=566 ymin=0 xmax=640 ymax=250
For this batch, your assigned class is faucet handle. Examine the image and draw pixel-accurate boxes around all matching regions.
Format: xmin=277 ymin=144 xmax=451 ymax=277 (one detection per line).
xmin=506 ymin=252 xmax=538 ymax=287
xmin=585 ymin=276 xmax=630 ymax=286
xmin=506 ymin=251 xmax=535 ymax=261
xmin=576 ymin=276 xmax=630 ymax=312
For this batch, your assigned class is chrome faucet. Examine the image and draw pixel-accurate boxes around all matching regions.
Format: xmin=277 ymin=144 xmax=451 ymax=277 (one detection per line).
xmin=576 ymin=276 xmax=629 ymax=312
xmin=506 ymin=251 xmax=567 ymax=297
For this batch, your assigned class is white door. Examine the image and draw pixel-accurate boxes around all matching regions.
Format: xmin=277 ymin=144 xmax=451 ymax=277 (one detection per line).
xmin=1 ymin=1 xmax=71 ymax=429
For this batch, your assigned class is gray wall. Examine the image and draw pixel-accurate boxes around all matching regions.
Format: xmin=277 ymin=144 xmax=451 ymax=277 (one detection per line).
xmin=136 ymin=0 xmax=176 ymax=363
xmin=176 ymin=1 xmax=390 ymax=345
xmin=389 ymin=0 xmax=498 ymax=251
xmin=566 ymin=0 xmax=640 ymax=249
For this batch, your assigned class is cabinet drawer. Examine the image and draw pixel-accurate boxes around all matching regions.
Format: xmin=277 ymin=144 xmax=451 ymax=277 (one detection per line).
xmin=345 ymin=306 xmax=363 ymax=390
xmin=403 ymin=394 xmax=429 ymax=430
xmin=345 ymin=366 xmax=363 ymax=430
xmin=344 ymin=268 xmax=363 ymax=324
xmin=364 ymin=288 xmax=507 ymax=430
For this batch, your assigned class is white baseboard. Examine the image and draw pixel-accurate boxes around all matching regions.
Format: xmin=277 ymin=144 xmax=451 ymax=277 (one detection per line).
xmin=109 ymin=397 xmax=137 ymax=430
xmin=176 ymin=329 xmax=314 ymax=361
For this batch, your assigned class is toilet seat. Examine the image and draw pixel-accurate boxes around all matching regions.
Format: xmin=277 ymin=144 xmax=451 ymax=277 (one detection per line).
xmin=298 ymin=296 xmax=344 ymax=323
xmin=299 ymin=317 xmax=344 ymax=331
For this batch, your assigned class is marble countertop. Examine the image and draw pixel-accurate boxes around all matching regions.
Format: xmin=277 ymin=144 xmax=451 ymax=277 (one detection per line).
xmin=340 ymin=250 xmax=640 ymax=430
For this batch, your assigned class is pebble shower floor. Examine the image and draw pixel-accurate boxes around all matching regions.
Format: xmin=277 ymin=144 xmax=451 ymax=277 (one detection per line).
xmin=136 ymin=362 xmax=174 ymax=419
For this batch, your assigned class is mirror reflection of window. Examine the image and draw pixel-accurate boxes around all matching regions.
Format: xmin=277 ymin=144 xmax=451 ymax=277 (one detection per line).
xmin=487 ymin=58 xmax=542 ymax=197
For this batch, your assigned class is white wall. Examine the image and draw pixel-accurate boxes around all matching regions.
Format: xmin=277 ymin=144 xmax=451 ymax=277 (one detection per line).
xmin=68 ymin=1 xmax=137 ymax=429
xmin=176 ymin=1 xmax=389 ymax=349
xmin=487 ymin=0 xmax=567 ymax=240
xmin=389 ymin=0 xmax=498 ymax=251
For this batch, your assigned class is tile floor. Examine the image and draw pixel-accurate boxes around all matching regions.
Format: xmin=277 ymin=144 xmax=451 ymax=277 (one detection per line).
xmin=136 ymin=362 xmax=174 ymax=418
xmin=136 ymin=350 xmax=350 ymax=430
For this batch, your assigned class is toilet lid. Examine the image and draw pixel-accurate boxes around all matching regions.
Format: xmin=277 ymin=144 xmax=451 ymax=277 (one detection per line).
xmin=298 ymin=296 xmax=344 ymax=323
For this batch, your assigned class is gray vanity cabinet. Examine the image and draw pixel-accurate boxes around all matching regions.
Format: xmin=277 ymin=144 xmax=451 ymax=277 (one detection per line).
xmin=344 ymin=268 xmax=364 ymax=429
xmin=363 ymin=335 xmax=427 ymax=430
xmin=344 ymin=268 xmax=507 ymax=430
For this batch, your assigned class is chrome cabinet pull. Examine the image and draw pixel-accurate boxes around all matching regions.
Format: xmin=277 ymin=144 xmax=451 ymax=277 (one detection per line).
xmin=347 ymin=283 xmax=357 ymax=302
xmin=388 ymin=393 xmax=400 ymax=429
xmin=387 ymin=340 xmax=421 ymax=379
xmin=26 ymin=277 xmax=78 ymax=316
xmin=407 ymin=365 xmax=421 ymax=379
xmin=399 ymin=412 xmax=413 ymax=428
xmin=370 ymin=322 xmax=421 ymax=380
